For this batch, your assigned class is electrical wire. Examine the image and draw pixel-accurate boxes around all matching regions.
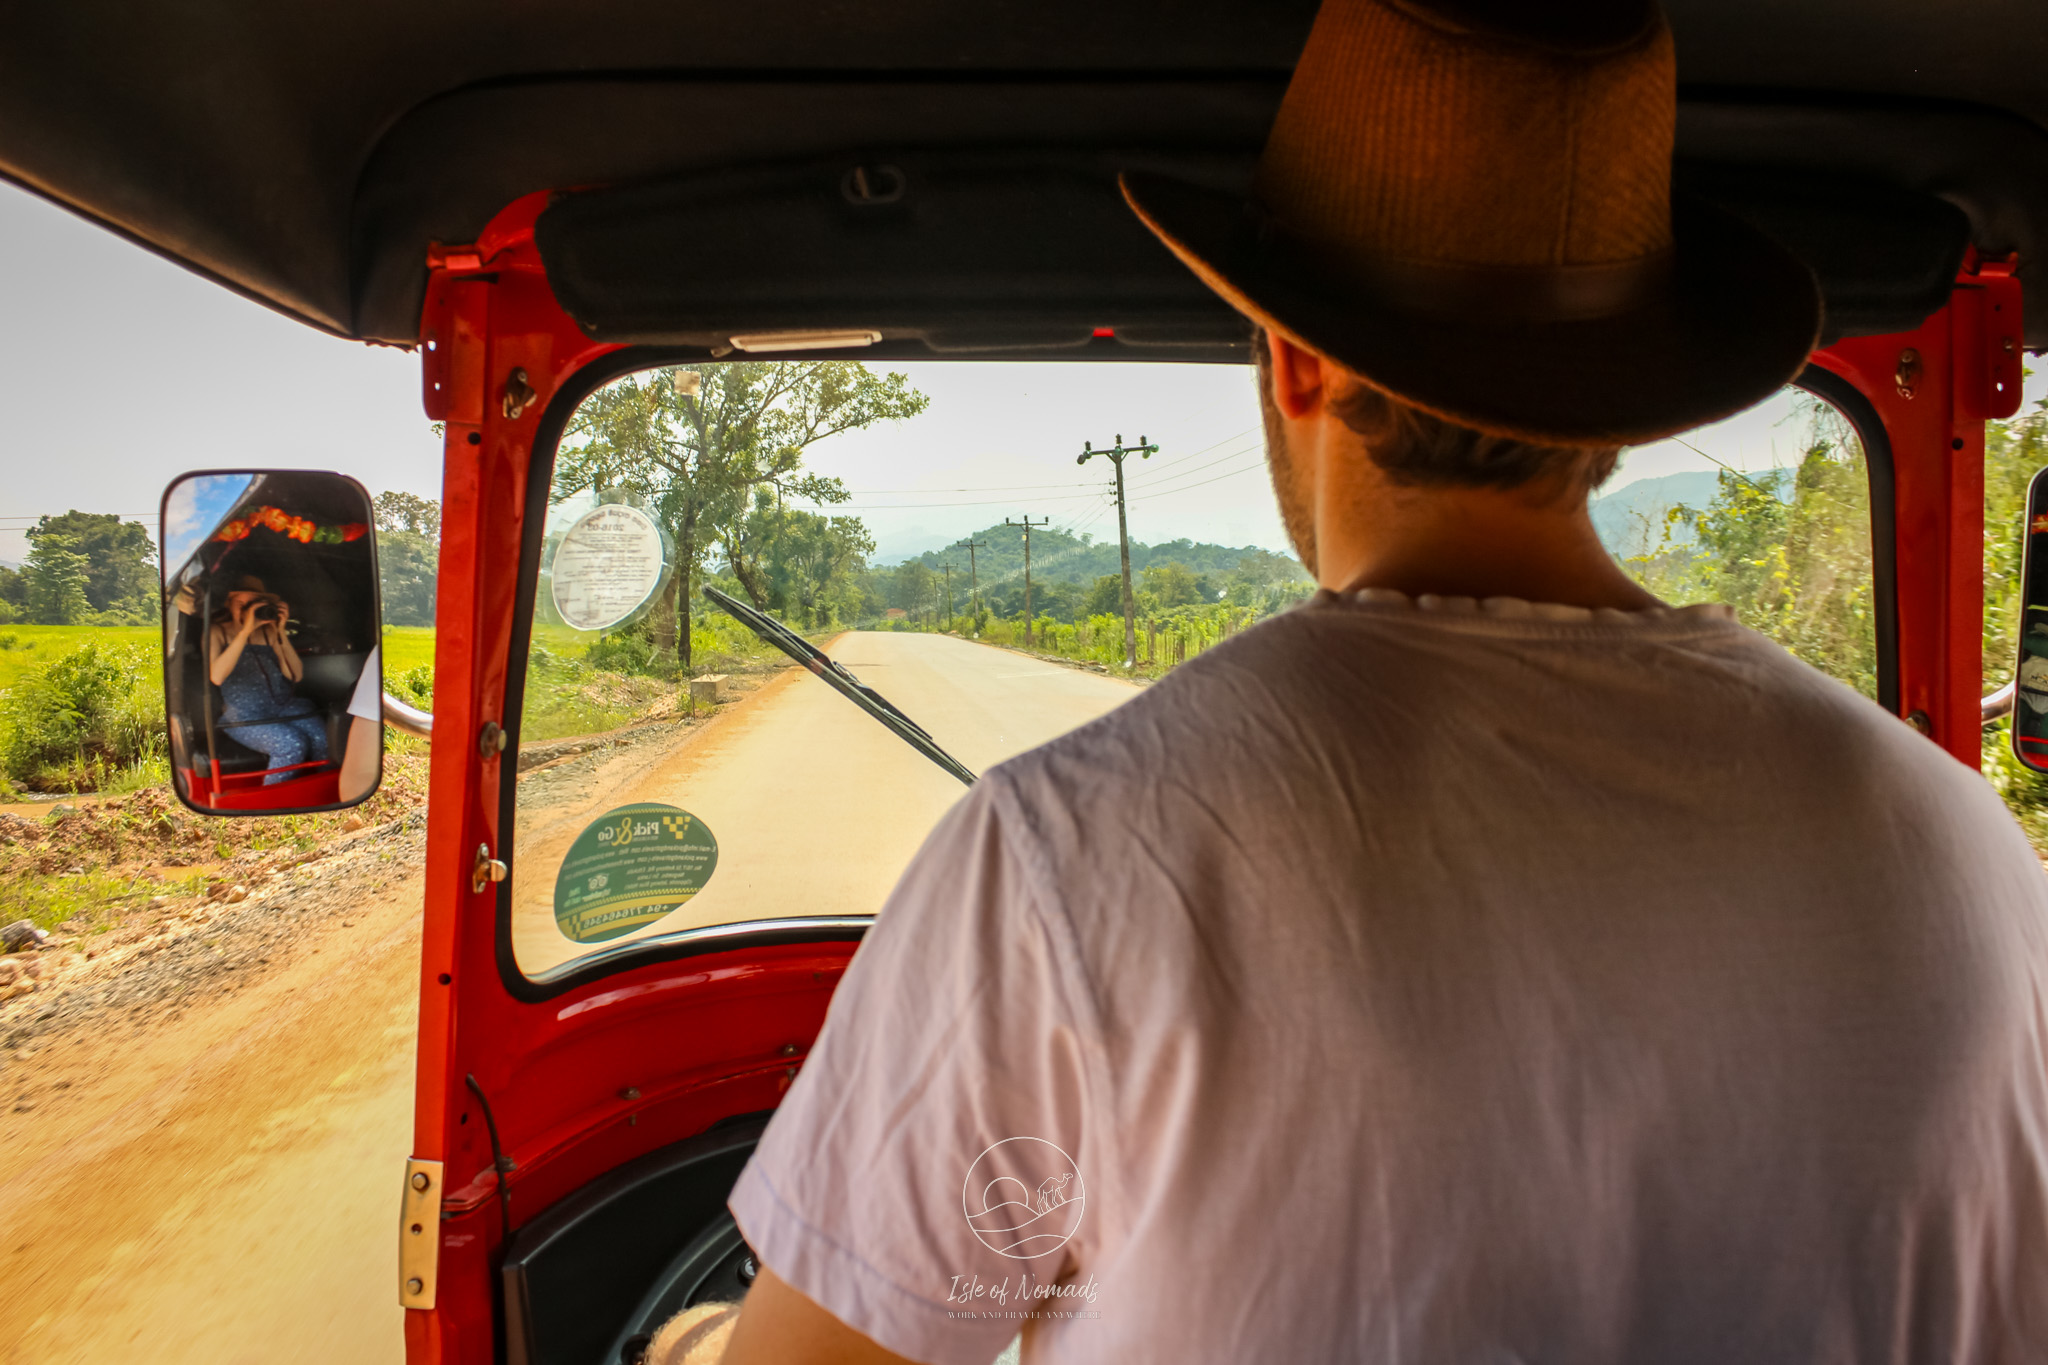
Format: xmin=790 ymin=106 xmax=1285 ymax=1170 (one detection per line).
xmin=1119 ymin=425 xmax=1262 ymax=477
xmin=833 ymin=479 xmax=1104 ymax=495
xmin=830 ymin=489 xmax=1110 ymax=510
xmin=1127 ymin=460 xmax=1270 ymax=502
xmin=1122 ymin=436 xmax=1265 ymax=491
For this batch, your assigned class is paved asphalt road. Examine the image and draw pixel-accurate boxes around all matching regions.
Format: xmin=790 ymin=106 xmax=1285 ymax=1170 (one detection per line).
xmin=0 ymin=632 xmax=1136 ymax=1364
xmin=513 ymin=631 xmax=1141 ymax=976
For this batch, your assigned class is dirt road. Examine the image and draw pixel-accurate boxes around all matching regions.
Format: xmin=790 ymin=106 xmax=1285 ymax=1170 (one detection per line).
xmin=0 ymin=633 xmax=1137 ymax=1363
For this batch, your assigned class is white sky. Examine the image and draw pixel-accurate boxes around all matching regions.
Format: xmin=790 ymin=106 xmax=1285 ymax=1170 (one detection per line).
xmin=2 ymin=173 xmax=2042 ymax=569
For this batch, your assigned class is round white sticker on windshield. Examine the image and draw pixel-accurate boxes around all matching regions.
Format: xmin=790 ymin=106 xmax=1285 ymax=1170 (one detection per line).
xmin=550 ymin=503 xmax=667 ymax=632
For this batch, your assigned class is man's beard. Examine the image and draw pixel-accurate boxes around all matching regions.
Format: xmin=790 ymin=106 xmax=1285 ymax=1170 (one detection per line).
xmin=1258 ymin=373 xmax=1319 ymax=579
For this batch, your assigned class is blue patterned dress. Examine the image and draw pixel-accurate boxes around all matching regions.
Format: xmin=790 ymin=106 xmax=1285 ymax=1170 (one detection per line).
xmin=218 ymin=641 xmax=327 ymax=784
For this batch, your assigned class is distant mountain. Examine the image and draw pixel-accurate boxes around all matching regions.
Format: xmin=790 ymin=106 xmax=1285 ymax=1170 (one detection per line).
xmin=891 ymin=521 xmax=1305 ymax=587
xmin=1590 ymin=471 xmax=1718 ymax=556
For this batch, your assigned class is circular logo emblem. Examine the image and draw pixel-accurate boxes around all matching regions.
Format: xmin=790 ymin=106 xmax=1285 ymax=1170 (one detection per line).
xmin=962 ymin=1136 xmax=1085 ymax=1260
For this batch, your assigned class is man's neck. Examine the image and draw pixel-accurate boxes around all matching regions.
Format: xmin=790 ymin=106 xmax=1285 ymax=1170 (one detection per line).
xmin=1314 ymin=479 xmax=1663 ymax=612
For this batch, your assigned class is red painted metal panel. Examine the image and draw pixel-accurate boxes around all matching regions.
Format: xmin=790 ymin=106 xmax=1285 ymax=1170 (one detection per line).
xmin=402 ymin=195 xmax=2025 ymax=1363
xmin=406 ymin=194 xmax=876 ymax=1364
xmin=1807 ymin=253 xmax=2022 ymax=766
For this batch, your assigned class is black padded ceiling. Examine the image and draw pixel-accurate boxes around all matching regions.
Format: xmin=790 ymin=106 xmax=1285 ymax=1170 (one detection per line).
xmin=0 ymin=1 xmax=2044 ymax=346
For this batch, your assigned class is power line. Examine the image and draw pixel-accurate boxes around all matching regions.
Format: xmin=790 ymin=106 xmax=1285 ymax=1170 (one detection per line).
xmin=1123 ymin=435 xmax=1264 ymax=490
xmin=822 ymin=490 xmax=1109 ymax=511
xmin=1005 ymin=516 xmax=1052 ymax=648
xmin=1123 ymin=425 xmax=1260 ymax=477
xmin=1078 ymin=432 xmax=1159 ymax=668
xmin=1128 ymin=459 xmax=1269 ymax=502
xmin=833 ymin=479 xmax=1103 ymax=494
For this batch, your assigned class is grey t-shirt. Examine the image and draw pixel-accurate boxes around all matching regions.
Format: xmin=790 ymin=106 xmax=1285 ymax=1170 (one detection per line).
xmin=731 ymin=590 xmax=2048 ymax=1364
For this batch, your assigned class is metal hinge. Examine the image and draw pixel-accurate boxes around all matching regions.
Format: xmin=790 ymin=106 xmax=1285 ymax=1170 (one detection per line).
xmin=473 ymin=843 xmax=508 ymax=894
xmin=399 ymin=1158 xmax=444 ymax=1309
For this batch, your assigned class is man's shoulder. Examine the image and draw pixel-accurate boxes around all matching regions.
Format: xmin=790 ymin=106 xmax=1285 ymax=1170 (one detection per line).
xmin=980 ymin=613 xmax=1341 ymax=816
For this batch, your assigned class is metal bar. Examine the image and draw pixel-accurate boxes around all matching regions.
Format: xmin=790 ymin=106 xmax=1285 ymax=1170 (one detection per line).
xmin=383 ymin=692 xmax=435 ymax=737
xmin=1984 ymin=679 xmax=2017 ymax=724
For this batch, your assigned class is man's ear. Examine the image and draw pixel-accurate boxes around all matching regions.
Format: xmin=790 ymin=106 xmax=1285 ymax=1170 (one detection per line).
xmin=1265 ymin=330 xmax=1328 ymax=421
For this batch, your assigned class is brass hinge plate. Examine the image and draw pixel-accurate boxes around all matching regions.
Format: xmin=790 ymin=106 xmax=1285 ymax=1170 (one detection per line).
xmin=399 ymin=1158 xmax=444 ymax=1309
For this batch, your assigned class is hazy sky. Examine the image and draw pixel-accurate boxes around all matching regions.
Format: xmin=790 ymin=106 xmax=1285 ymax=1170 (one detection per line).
xmin=2 ymin=174 xmax=2039 ymax=569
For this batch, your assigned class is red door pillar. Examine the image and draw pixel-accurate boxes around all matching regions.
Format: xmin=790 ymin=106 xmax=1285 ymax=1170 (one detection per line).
xmin=1807 ymin=252 xmax=2023 ymax=766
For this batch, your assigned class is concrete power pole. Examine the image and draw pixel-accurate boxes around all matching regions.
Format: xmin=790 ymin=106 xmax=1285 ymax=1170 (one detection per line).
xmin=1004 ymin=516 xmax=1051 ymax=647
xmin=941 ymin=563 xmax=955 ymax=629
xmin=1077 ymin=432 xmax=1159 ymax=668
xmin=952 ymin=537 xmax=988 ymax=619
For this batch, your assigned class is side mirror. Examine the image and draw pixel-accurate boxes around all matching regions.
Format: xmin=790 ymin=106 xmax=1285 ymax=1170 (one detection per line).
xmin=159 ymin=471 xmax=385 ymax=814
xmin=2014 ymin=465 xmax=2048 ymax=771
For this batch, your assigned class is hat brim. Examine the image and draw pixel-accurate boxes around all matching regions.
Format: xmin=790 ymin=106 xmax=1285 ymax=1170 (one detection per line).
xmin=1121 ymin=171 xmax=1823 ymax=447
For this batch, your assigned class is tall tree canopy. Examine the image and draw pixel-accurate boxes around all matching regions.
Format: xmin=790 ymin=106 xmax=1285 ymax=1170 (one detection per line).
xmin=21 ymin=532 xmax=92 ymax=625
xmin=24 ymin=511 xmax=155 ymax=621
xmin=555 ymin=361 xmax=927 ymax=667
xmin=373 ymin=491 xmax=441 ymax=626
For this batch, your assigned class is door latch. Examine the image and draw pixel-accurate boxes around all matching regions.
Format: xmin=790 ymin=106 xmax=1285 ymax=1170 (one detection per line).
xmin=472 ymin=843 xmax=508 ymax=893
xmin=399 ymin=1158 xmax=443 ymax=1309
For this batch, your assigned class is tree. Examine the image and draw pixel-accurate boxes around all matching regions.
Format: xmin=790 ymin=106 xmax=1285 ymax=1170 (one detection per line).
xmin=891 ymin=561 xmax=939 ymax=622
xmin=753 ymin=500 xmax=876 ymax=627
xmin=1624 ymin=398 xmax=1875 ymax=699
xmin=373 ymin=490 xmax=442 ymax=538
xmin=379 ymin=530 xmax=438 ymax=627
xmin=372 ymin=491 xmax=440 ymax=625
xmin=1141 ymin=561 xmax=1207 ymax=608
xmin=22 ymin=532 xmax=91 ymax=625
xmin=25 ymin=511 xmax=155 ymax=620
xmin=1082 ymin=574 xmax=1125 ymax=618
xmin=556 ymin=362 xmax=927 ymax=670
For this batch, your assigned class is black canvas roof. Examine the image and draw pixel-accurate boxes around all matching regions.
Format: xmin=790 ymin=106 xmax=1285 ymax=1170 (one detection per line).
xmin=3 ymin=2 xmax=2045 ymax=348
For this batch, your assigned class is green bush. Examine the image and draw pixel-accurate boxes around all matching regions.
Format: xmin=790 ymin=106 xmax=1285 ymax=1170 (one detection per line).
xmin=388 ymin=661 xmax=435 ymax=707
xmin=587 ymin=631 xmax=657 ymax=674
xmin=0 ymin=641 xmax=165 ymax=790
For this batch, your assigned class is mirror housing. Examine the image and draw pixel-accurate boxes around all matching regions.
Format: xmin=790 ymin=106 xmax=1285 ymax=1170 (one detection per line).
xmin=159 ymin=470 xmax=385 ymax=815
xmin=2013 ymin=464 xmax=2048 ymax=771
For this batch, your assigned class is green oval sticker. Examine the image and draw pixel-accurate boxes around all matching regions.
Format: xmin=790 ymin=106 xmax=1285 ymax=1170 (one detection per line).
xmin=554 ymin=803 xmax=719 ymax=944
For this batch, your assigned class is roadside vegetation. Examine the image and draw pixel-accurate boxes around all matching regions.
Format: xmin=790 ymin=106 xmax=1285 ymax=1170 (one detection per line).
xmin=1613 ymin=388 xmax=2048 ymax=846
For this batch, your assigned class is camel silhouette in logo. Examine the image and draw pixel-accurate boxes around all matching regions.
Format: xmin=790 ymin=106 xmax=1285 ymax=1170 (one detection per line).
xmin=1033 ymin=1173 xmax=1074 ymax=1214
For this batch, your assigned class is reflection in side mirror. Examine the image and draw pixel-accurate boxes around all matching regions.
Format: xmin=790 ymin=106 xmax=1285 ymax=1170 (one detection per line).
xmin=159 ymin=470 xmax=384 ymax=815
xmin=2014 ymin=465 xmax=2048 ymax=772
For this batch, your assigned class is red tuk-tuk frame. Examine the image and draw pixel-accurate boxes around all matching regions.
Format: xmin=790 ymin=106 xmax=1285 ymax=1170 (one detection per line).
xmin=395 ymin=189 xmax=2023 ymax=1362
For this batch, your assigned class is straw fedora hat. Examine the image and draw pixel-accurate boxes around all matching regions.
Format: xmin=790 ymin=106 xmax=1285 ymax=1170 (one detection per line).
xmin=1121 ymin=0 xmax=1821 ymax=446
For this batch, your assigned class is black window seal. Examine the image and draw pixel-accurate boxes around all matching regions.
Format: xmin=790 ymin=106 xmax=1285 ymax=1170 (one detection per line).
xmin=1792 ymin=363 xmax=1899 ymax=714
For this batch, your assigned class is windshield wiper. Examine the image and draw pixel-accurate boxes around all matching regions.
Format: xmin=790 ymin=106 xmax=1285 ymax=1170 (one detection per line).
xmin=701 ymin=585 xmax=977 ymax=787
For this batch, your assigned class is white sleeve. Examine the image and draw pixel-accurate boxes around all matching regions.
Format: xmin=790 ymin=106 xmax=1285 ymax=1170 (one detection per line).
xmin=728 ymin=775 xmax=1102 ymax=1365
xmin=347 ymin=644 xmax=383 ymax=722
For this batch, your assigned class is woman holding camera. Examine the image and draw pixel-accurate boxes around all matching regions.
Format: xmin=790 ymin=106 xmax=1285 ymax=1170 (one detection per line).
xmin=208 ymin=575 xmax=328 ymax=783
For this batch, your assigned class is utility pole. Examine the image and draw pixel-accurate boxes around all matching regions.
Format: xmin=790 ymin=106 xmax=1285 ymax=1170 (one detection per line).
xmin=942 ymin=563 xmax=955 ymax=629
xmin=952 ymin=537 xmax=988 ymax=618
xmin=1004 ymin=516 xmax=1051 ymax=647
xmin=1077 ymin=432 xmax=1159 ymax=668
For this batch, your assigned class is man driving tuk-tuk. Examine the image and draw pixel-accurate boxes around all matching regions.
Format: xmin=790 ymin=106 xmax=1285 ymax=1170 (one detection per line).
xmin=650 ymin=2 xmax=2048 ymax=1361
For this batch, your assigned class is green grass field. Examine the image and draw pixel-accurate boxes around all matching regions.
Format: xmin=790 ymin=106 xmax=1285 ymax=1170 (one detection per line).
xmin=380 ymin=625 xmax=436 ymax=679
xmin=0 ymin=625 xmax=158 ymax=697
xmin=0 ymin=624 xmax=438 ymax=700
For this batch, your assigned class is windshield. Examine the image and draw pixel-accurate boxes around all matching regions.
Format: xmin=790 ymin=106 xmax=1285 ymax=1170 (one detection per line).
xmin=502 ymin=362 xmax=1875 ymax=983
